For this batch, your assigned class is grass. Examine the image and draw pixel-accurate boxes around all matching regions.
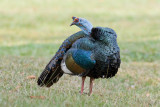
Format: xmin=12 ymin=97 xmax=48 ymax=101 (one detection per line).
xmin=0 ymin=0 xmax=160 ymax=106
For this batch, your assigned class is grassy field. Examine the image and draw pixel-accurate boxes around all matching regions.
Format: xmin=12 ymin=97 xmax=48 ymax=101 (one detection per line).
xmin=0 ymin=0 xmax=160 ymax=106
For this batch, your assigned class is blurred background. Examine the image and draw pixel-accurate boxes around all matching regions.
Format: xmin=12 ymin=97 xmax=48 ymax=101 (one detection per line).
xmin=0 ymin=0 xmax=160 ymax=106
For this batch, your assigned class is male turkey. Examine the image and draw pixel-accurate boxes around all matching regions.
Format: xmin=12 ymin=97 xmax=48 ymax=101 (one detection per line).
xmin=37 ymin=16 xmax=121 ymax=95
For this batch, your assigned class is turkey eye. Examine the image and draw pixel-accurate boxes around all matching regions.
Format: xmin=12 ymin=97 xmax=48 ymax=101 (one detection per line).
xmin=74 ymin=18 xmax=79 ymax=22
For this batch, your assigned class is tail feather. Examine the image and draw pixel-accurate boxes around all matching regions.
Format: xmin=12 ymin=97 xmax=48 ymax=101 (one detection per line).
xmin=37 ymin=39 xmax=71 ymax=87
xmin=37 ymin=31 xmax=86 ymax=87
xmin=37 ymin=53 xmax=64 ymax=87
xmin=37 ymin=62 xmax=63 ymax=87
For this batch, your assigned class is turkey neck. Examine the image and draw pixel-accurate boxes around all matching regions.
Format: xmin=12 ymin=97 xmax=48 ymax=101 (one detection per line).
xmin=80 ymin=26 xmax=92 ymax=35
xmin=78 ymin=23 xmax=93 ymax=35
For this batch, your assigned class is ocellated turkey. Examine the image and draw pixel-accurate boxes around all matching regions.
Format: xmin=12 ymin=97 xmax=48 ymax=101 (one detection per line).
xmin=37 ymin=16 xmax=121 ymax=95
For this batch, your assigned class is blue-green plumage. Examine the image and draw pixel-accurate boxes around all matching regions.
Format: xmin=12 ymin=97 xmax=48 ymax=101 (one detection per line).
xmin=72 ymin=49 xmax=95 ymax=69
xmin=64 ymin=27 xmax=121 ymax=78
xmin=37 ymin=17 xmax=121 ymax=89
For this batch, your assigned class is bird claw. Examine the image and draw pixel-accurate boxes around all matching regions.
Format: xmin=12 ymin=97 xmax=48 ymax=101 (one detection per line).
xmin=79 ymin=91 xmax=88 ymax=95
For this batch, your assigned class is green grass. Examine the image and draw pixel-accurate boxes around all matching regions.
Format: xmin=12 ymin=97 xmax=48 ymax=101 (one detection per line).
xmin=0 ymin=0 xmax=160 ymax=106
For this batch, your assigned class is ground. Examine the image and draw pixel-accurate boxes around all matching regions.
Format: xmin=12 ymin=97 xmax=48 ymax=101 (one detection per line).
xmin=0 ymin=0 xmax=160 ymax=107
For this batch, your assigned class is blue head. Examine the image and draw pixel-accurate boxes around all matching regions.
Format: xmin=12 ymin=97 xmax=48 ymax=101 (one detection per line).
xmin=70 ymin=16 xmax=93 ymax=35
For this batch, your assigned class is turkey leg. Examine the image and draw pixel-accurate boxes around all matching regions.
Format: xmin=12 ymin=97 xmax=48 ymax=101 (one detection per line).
xmin=89 ymin=77 xmax=94 ymax=95
xmin=81 ymin=77 xmax=86 ymax=95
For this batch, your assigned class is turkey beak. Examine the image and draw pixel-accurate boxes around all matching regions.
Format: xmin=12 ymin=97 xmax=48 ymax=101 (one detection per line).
xmin=70 ymin=22 xmax=75 ymax=26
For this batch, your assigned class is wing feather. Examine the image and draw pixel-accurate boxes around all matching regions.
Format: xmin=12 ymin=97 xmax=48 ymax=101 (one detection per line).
xmin=37 ymin=31 xmax=86 ymax=87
